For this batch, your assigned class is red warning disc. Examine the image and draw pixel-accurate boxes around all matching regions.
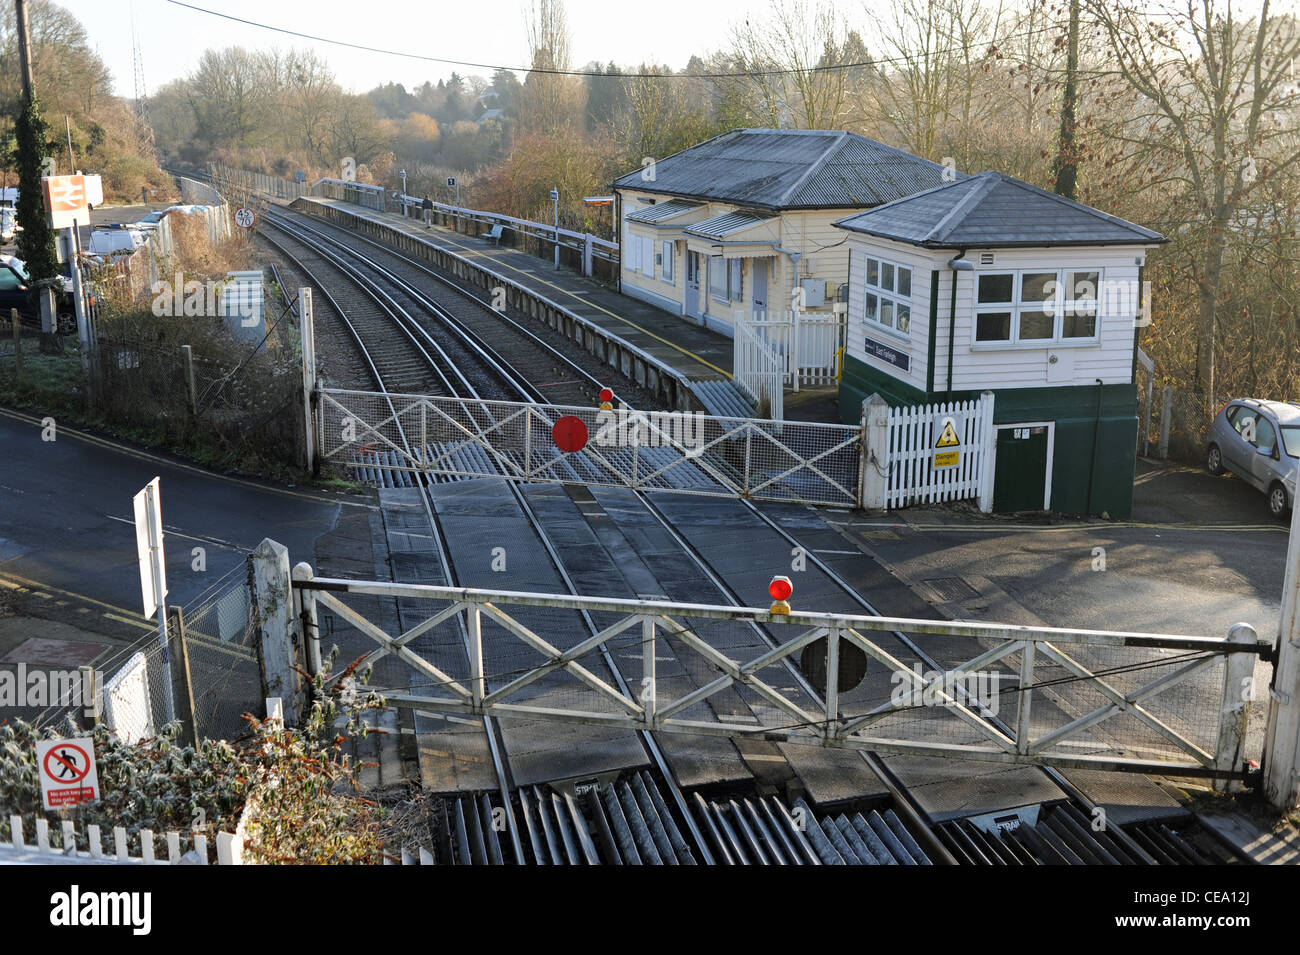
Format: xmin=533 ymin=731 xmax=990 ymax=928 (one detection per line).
xmin=552 ymin=415 xmax=589 ymax=453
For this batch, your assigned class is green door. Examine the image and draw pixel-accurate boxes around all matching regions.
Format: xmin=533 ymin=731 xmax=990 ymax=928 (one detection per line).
xmin=993 ymin=426 xmax=1050 ymax=512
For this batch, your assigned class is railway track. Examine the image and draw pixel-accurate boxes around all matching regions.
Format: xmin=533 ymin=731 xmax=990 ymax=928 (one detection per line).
xmin=261 ymin=206 xmax=629 ymax=409
xmin=246 ymin=201 xmax=718 ymax=863
xmin=268 ymin=202 xmax=1178 ymax=865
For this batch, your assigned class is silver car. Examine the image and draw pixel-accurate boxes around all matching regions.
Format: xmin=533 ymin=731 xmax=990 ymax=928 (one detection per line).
xmin=1206 ymin=399 xmax=1300 ymax=517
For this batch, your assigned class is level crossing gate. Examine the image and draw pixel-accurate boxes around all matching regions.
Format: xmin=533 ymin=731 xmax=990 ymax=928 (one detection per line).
xmin=287 ymin=570 xmax=1269 ymax=781
xmin=318 ymin=388 xmax=864 ymax=508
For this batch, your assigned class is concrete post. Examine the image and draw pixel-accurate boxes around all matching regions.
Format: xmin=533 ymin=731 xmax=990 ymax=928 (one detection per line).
xmin=1158 ymin=386 xmax=1173 ymax=459
xmin=181 ymin=345 xmax=197 ymax=414
xmin=251 ymin=538 xmax=307 ymax=726
xmin=168 ymin=605 xmax=199 ymax=747
xmin=583 ymin=234 xmax=593 ymax=276
xmin=298 ymin=288 xmax=316 ymax=471
xmin=977 ymin=390 xmax=996 ymax=513
xmin=1214 ymin=623 xmax=1259 ymax=791
xmin=291 ymin=562 xmax=322 ymax=678
xmin=1264 ymin=500 xmax=1300 ymax=808
xmin=859 ymin=394 xmax=890 ymax=510
xmin=10 ymin=308 xmax=21 ymax=381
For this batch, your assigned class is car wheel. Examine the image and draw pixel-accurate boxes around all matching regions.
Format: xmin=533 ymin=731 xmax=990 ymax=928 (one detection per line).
xmin=1206 ymin=444 xmax=1223 ymax=475
xmin=1268 ymin=482 xmax=1289 ymax=518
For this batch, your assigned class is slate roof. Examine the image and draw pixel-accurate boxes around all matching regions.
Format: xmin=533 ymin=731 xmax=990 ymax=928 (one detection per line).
xmin=833 ymin=171 xmax=1166 ymax=248
xmin=612 ymin=129 xmax=956 ymax=210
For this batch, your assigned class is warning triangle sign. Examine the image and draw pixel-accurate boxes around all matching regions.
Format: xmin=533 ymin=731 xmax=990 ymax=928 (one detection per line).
xmin=935 ymin=418 xmax=960 ymax=448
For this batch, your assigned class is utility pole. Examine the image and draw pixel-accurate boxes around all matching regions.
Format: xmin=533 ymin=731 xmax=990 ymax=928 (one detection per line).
xmin=15 ymin=0 xmax=34 ymax=96
xmin=14 ymin=0 xmax=62 ymax=355
xmin=1052 ymin=0 xmax=1080 ymax=200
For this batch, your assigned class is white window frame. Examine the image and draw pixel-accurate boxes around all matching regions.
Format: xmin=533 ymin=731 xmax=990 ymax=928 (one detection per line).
xmin=624 ymin=227 xmax=640 ymax=274
xmin=860 ymin=253 xmax=914 ymax=340
xmin=971 ymin=267 xmax=1104 ymax=348
xmin=709 ymin=255 xmax=743 ymax=303
xmin=661 ymin=240 xmax=674 ymax=284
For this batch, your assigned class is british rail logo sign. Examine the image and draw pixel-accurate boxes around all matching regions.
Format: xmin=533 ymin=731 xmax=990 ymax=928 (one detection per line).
xmin=42 ymin=174 xmax=88 ymax=230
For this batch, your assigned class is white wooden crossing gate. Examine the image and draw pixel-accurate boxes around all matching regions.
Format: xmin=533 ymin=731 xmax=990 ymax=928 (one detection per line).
xmin=733 ymin=311 xmax=847 ymax=419
xmin=885 ymin=394 xmax=995 ymax=511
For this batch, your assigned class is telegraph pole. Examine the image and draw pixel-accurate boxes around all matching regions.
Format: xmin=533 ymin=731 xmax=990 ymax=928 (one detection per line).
xmin=15 ymin=0 xmax=34 ymax=96
xmin=1052 ymin=0 xmax=1080 ymax=200
xmin=14 ymin=0 xmax=62 ymax=354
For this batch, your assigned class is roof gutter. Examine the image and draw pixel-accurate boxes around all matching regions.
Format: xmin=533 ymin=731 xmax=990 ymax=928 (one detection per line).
xmin=947 ymin=250 xmax=974 ymax=393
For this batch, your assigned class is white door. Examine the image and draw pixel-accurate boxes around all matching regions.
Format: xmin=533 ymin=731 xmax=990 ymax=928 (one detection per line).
xmin=686 ymin=252 xmax=704 ymax=322
xmin=752 ymin=257 xmax=769 ymax=318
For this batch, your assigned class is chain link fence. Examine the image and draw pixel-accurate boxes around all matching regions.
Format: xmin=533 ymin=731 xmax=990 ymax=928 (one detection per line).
xmin=24 ymin=561 xmax=264 ymax=744
xmin=180 ymin=562 xmax=263 ymax=742
xmin=87 ymin=333 xmax=305 ymax=472
xmin=1139 ymin=384 xmax=1221 ymax=464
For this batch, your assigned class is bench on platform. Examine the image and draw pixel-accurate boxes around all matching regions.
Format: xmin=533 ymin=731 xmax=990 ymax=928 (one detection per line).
xmin=484 ymin=223 xmax=505 ymax=245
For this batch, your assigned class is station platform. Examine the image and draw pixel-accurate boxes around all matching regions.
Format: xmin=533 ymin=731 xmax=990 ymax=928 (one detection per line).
xmin=291 ymin=197 xmax=738 ymax=387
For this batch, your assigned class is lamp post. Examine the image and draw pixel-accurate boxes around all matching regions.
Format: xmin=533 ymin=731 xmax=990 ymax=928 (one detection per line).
xmin=550 ymin=187 xmax=560 ymax=271
xmin=399 ymin=169 xmax=407 ymax=217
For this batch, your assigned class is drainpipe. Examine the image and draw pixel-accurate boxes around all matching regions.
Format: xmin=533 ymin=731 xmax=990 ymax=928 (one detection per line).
xmin=615 ymin=191 xmax=623 ymax=294
xmin=946 ymin=251 xmax=974 ymax=393
xmin=772 ymin=243 xmax=802 ymax=306
xmin=1086 ymin=377 xmax=1104 ymax=515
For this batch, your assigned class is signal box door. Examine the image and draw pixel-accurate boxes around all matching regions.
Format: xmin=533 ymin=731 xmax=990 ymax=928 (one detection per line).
xmin=993 ymin=425 xmax=1051 ymax=512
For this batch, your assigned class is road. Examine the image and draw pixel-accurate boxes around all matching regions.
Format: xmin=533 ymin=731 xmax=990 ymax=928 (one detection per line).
xmin=0 ymin=407 xmax=355 ymax=630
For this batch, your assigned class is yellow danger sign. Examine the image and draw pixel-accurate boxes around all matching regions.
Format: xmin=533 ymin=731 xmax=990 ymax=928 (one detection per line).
xmin=934 ymin=417 xmax=960 ymax=468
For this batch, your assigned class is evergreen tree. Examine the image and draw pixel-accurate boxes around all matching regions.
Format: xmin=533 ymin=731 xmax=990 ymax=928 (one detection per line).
xmin=14 ymin=93 xmax=58 ymax=284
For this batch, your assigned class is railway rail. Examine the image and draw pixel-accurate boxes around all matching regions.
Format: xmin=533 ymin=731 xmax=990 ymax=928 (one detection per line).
xmin=210 ymin=174 xmax=1233 ymax=865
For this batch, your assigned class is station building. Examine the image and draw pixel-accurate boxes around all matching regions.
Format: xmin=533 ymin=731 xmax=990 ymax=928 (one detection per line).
xmin=611 ymin=129 xmax=953 ymax=337
xmin=833 ymin=171 xmax=1165 ymax=517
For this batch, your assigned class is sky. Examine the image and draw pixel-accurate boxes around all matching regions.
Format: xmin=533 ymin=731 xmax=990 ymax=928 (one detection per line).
xmin=59 ymin=0 xmax=753 ymax=98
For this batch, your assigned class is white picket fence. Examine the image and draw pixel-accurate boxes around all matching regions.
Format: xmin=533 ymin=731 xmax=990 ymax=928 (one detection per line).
xmin=733 ymin=315 xmax=787 ymax=419
xmin=2 ymin=813 xmax=247 ymax=865
xmin=885 ymin=394 xmax=995 ymax=510
xmin=733 ymin=311 xmax=845 ymax=418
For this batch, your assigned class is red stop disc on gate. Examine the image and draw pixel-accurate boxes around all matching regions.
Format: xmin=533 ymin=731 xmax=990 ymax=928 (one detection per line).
xmin=552 ymin=415 xmax=589 ymax=453
xmin=599 ymin=388 xmax=614 ymax=403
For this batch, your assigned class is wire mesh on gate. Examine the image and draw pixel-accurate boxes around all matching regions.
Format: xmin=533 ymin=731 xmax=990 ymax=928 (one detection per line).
xmin=299 ymin=584 xmax=1250 ymax=771
xmin=318 ymin=388 xmax=864 ymax=507
xmin=181 ymin=562 xmax=263 ymax=742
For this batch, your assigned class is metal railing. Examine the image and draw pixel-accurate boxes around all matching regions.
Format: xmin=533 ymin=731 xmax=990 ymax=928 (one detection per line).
xmin=293 ymin=575 xmax=1270 ymax=779
xmin=391 ymin=192 xmax=619 ymax=271
xmin=318 ymin=387 xmax=864 ymax=507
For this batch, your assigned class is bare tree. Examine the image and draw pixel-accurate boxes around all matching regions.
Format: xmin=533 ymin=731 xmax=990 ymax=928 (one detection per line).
xmin=521 ymin=0 xmax=584 ymax=133
xmin=727 ymin=0 xmax=853 ymax=129
xmin=1087 ymin=0 xmax=1300 ymax=400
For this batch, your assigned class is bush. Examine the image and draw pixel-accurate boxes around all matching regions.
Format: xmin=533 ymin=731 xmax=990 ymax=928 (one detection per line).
xmin=0 ymin=653 xmax=390 ymax=864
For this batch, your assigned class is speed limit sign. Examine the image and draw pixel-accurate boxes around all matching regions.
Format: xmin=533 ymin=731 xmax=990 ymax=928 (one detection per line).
xmin=234 ymin=207 xmax=256 ymax=228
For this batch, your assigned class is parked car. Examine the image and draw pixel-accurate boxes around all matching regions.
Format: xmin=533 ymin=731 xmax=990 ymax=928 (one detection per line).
xmin=1206 ymin=398 xmax=1300 ymax=517
xmin=0 ymin=255 xmax=77 ymax=334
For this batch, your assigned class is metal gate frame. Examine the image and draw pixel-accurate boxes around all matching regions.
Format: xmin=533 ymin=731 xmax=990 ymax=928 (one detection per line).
xmin=318 ymin=388 xmax=864 ymax=507
xmin=293 ymin=574 xmax=1268 ymax=780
